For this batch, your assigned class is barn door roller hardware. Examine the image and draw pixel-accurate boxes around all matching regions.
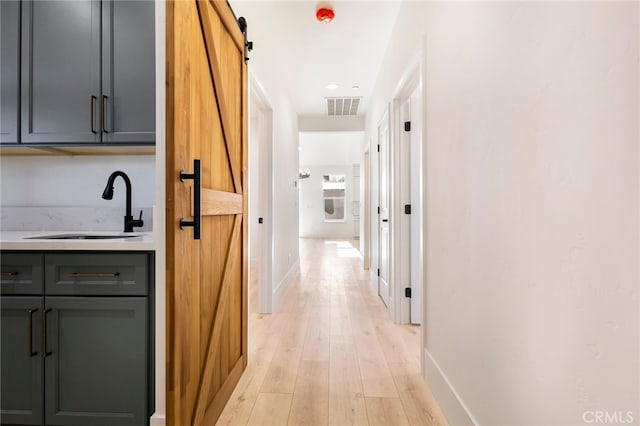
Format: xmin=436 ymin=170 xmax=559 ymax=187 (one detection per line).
xmin=237 ymin=17 xmax=254 ymax=63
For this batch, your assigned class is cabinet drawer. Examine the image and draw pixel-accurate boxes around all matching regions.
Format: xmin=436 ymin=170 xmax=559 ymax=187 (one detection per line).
xmin=1 ymin=253 xmax=44 ymax=295
xmin=45 ymin=253 xmax=148 ymax=296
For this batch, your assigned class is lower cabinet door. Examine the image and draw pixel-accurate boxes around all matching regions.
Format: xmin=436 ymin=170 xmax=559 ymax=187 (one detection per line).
xmin=0 ymin=297 xmax=43 ymax=425
xmin=44 ymin=297 xmax=147 ymax=426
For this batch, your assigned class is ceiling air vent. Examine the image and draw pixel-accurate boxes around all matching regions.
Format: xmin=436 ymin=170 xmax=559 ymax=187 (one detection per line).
xmin=326 ymin=97 xmax=361 ymax=116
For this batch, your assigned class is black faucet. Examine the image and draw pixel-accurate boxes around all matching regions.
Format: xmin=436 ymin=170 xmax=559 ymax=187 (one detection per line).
xmin=101 ymin=171 xmax=144 ymax=233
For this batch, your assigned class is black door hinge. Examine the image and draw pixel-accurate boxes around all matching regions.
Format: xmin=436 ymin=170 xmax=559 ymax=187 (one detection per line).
xmin=404 ymin=204 xmax=411 ymax=214
xmin=404 ymin=121 xmax=411 ymax=132
xmin=405 ymin=287 xmax=412 ymax=298
xmin=377 ymin=206 xmax=380 ymax=215
xmin=258 ymin=217 xmax=263 ymax=224
xmin=377 ymin=268 xmax=380 ymax=277
xmin=377 ymin=144 xmax=380 ymax=152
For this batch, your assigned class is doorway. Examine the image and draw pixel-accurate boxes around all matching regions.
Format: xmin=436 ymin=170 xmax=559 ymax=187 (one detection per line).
xmin=392 ymin=49 xmax=424 ymax=326
xmin=248 ymin=75 xmax=274 ymax=314
xmin=399 ymin=88 xmax=422 ymax=324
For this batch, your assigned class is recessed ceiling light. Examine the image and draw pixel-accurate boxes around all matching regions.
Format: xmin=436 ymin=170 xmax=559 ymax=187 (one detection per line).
xmin=352 ymin=85 xmax=360 ymax=90
xmin=327 ymin=83 xmax=339 ymax=90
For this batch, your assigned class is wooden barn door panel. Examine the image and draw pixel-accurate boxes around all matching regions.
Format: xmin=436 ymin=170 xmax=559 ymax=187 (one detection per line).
xmin=166 ymin=1 xmax=248 ymax=425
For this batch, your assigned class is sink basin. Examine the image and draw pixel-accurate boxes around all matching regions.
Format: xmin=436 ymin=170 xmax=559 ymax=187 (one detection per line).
xmin=24 ymin=233 xmax=141 ymax=240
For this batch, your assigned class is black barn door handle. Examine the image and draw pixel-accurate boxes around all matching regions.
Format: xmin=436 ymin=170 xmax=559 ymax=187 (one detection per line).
xmin=180 ymin=159 xmax=201 ymax=240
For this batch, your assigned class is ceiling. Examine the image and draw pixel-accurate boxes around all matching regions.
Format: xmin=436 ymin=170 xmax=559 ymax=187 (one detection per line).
xmin=230 ymin=1 xmax=403 ymax=117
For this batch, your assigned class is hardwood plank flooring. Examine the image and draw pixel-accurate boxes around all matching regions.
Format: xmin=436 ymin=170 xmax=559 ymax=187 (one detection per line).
xmin=217 ymin=238 xmax=448 ymax=426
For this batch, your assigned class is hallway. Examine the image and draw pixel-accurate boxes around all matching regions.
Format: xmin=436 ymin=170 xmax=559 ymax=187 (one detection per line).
xmin=217 ymin=239 xmax=447 ymax=425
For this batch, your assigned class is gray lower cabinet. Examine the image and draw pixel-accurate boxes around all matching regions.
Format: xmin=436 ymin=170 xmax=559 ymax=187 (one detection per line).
xmin=17 ymin=0 xmax=154 ymax=146
xmin=0 ymin=0 xmax=21 ymax=144
xmin=44 ymin=297 xmax=147 ymax=426
xmin=0 ymin=251 xmax=152 ymax=426
xmin=0 ymin=253 xmax=44 ymax=295
xmin=0 ymin=297 xmax=44 ymax=425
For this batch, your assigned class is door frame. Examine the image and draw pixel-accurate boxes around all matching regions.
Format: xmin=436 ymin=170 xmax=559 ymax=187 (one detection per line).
xmin=152 ymin=1 xmax=166 ymax=424
xmin=249 ymin=73 xmax=275 ymax=314
xmin=389 ymin=38 xmax=429 ymax=376
xmin=391 ymin=52 xmax=421 ymax=324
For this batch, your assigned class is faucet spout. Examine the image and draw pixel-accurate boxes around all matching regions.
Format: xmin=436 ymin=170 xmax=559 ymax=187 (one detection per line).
xmin=102 ymin=171 xmax=143 ymax=232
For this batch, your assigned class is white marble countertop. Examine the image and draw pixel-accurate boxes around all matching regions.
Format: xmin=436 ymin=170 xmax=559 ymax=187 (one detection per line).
xmin=0 ymin=230 xmax=155 ymax=251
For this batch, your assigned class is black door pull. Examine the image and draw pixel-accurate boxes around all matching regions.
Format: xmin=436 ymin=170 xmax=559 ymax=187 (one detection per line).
xmin=180 ymin=159 xmax=201 ymax=240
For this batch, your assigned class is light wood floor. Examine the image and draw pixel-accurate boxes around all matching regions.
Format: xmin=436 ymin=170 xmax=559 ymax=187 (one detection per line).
xmin=217 ymin=238 xmax=448 ymax=426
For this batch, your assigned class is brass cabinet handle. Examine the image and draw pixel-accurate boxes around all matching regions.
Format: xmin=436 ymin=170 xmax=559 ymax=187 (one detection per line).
xmin=101 ymin=95 xmax=109 ymax=133
xmin=1 ymin=271 xmax=18 ymax=277
xmin=42 ymin=309 xmax=52 ymax=357
xmin=68 ymin=272 xmax=120 ymax=278
xmin=90 ymin=95 xmax=97 ymax=133
xmin=28 ymin=309 xmax=38 ymax=357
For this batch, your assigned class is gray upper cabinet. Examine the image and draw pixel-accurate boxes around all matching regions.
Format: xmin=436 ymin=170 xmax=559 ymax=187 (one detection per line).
xmin=102 ymin=0 xmax=155 ymax=144
xmin=21 ymin=0 xmax=101 ymax=144
xmin=0 ymin=0 xmax=21 ymax=144
xmin=19 ymin=0 xmax=154 ymax=146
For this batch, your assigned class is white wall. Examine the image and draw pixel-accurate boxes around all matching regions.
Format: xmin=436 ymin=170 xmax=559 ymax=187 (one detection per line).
xmin=299 ymin=115 xmax=365 ymax=132
xmin=299 ymin=165 xmax=353 ymax=238
xmin=299 ymin=131 xmax=364 ymax=167
xmin=368 ymin=2 xmax=639 ymax=425
xmin=231 ymin=1 xmax=301 ymax=301
xmin=0 ymin=155 xmax=155 ymax=208
xmin=299 ymin=132 xmax=364 ymax=238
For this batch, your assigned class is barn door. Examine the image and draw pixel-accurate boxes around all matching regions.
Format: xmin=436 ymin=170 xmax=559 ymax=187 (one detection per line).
xmin=166 ymin=1 xmax=248 ymax=425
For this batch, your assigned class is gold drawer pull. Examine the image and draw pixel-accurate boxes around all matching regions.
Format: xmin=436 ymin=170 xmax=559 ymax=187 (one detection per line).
xmin=68 ymin=272 xmax=120 ymax=278
xmin=1 ymin=271 xmax=18 ymax=277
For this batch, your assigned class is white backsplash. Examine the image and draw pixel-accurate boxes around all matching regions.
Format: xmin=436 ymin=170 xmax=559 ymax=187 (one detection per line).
xmin=0 ymin=207 xmax=153 ymax=232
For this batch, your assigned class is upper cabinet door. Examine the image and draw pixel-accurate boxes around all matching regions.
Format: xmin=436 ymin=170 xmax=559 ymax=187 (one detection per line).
xmin=101 ymin=0 xmax=155 ymax=144
xmin=21 ymin=0 xmax=101 ymax=144
xmin=0 ymin=0 xmax=21 ymax=144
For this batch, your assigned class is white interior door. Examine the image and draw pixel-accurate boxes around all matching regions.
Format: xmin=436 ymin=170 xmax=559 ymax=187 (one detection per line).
xmin=248 ymin=111 xmax=261 ymax=314
xmin=363 ymin=149 xmax=371 ymax=269
xmin=378 ymin=111 xmax=390 ymax=307
xmin=409 ymin=86 xmax=422 ymax=324
xmin=249 ymin=76 xmax=274 ymax=314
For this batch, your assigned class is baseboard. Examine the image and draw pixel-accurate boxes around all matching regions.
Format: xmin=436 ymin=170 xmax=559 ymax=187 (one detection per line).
xmin=424 ymin=349 xmax=478 ymax=426
xmin=272 ymin=258 xmax=300 ymax=310
xmin=150 ymin=413 xmax=166 ymax=426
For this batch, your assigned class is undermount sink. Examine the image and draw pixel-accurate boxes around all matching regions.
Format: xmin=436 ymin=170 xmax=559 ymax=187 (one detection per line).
xmin=24 ymin=233 xmax=141 ymax=240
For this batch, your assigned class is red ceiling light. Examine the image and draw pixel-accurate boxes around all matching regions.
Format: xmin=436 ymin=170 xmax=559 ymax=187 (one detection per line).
xmin=316 ymin=7 xmax=335 ymax=23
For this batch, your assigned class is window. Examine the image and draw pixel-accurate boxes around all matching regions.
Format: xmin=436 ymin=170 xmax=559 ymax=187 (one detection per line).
xmin=323 ymin=174 xmax=346 ymax=222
